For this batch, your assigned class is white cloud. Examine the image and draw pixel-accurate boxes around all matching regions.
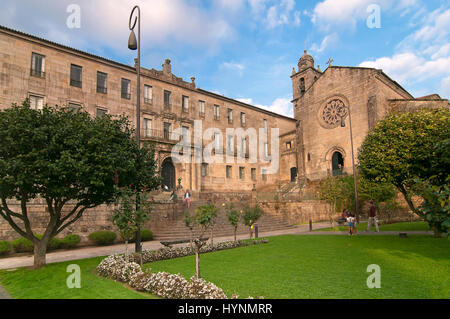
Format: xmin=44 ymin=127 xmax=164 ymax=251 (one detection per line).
xmin=360 ymin=53 xmax=450 ymax=84
xmin=237 ymin=97 xmax=293 ymax=117
xmin=0 ymin=0 xmax=233 ymax=53
xmin=220 ymin=62 xmax=245 ymax=76
xmin=266 ymin=0 xmax=300 ymax=29
xmin=310 ymin=33 xmax=339 ymax=54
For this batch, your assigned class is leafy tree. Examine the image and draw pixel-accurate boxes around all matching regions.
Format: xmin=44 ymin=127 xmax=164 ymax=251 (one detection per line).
xmin=0 ymin=100 xmax=154 ymax=268
xmin=241 ymin=204 xmax=264 ymax=239
xmin=318 ymin=176 xmax=347 ymax=227
xmin=183 ymin=210 xmax=195 ymax=250
xmin=113 ymin=187 xmax=152 ymax=261
xmin=192 ymin=202 xmax=218 ymax=279
xmin=358 ymin=108 xmax=449 ymax=232
xmin=224 ymin=203 xmax=241 ymax=242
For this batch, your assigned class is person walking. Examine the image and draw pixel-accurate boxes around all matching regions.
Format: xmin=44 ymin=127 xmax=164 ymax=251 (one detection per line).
xmin=347 ymin=214 xmax=355 ymax=236
xmin=367 ymin=200 xmax=380 ymax=232
xmin=183 ymin=189 xmax=191 ymax=209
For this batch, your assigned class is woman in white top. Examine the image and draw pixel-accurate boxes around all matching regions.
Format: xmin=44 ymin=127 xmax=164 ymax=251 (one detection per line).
xmin=184 ymin=189 xmax=191 ymax=209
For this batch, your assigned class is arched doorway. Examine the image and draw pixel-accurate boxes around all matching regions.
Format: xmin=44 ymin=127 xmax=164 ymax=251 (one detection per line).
xmin=290 ymin=167 xmax=298 ymax=182
xmin=161 ymin=158 xmax=175 ymax=191
xmin=332 ymin=152 xmax=344 ymax=176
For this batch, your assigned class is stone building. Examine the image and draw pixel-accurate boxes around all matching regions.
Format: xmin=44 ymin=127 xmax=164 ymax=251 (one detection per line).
xmin=0 ymin=25 xmax=448 ymax=241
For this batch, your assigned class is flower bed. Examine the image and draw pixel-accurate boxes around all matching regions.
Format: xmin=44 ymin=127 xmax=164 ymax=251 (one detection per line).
xmin=96 ymin=239 xmax=269 ymax=299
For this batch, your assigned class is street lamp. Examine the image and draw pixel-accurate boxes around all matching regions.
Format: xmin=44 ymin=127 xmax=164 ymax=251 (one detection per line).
xmin=340 ymin=107 xmax=360 ymax=225
xmin=128 ymin=5 xmax=142 ymax=253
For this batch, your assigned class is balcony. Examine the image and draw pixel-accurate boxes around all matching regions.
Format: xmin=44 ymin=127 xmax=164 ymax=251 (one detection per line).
xmin=141 ymin=129 xmax=181 ymax=143
xmin=121 ymin=92 xmax=131 ymax=100
xmin=199 ymin=111 xmax=205 ymax=118
xmin=163 ymin=103 xmax=172 ymax=112
xmin=70 ymin=79 xmax=82 ymax=88
xmin=228 ymin=118 xmax=233 ymax=124
xmin=214 ymin=114 xmax=220 ymax=121
xmin=144 ymin=98 xmax=153 ymax=104
xmin=30 ymin=69 xmax=45 ymax=78
xmin=97 ymin=86 xmax=107 ymax=94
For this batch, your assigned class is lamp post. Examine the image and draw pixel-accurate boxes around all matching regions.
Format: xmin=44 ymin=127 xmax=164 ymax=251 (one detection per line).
xmin=128 ymin=5 xmax=142 ymax=253
xmin=340 ymin=107 xmax=360 ymax=225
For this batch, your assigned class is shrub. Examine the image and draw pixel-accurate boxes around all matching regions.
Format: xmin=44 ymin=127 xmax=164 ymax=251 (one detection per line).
xmin=60 ymin=234 xmax=81 ymax=249
xmin=88 ymin=231 xmax=117 ymax=246
xmin=131 ymin=229 xmax=153 ymax=242
xmin=0 ymin=241 xmax=12 ymax=256
xmin=12 ymin=237 xmax=34 ymax=253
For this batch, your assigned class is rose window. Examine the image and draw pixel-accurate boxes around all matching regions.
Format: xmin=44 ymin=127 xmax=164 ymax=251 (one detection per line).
xmin=321 ymin=99 xmax=348 ymax=126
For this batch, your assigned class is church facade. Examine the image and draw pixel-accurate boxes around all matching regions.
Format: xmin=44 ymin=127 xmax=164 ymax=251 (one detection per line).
xmin=291 ymin=50 xmax=449 ymax=182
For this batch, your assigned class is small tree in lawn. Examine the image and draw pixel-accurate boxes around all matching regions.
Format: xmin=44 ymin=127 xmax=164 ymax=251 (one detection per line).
xmin=113 ymin=187 xmax=151 ymax=261
xmin=192 ymin=202 xmax=218 ymax=279
xmin=224 ymin=203 xmax=241 ymax=242
xmin=0 ymin=100 xmax=143 ymax=268
xmin=319 ymin=176 xmax=346 ymax=228
xmin=242 ymin=204 xmax=264 ymax=239
xmin=183 ymin=210 xmax=195 ymax=251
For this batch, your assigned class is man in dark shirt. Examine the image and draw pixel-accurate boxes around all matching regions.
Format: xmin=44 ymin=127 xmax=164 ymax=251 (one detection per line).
xmin=367 ymin=200 xmax=380 ymax=232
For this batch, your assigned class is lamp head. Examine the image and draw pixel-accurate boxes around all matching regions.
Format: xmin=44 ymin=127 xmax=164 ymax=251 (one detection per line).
xmin=128 ymin=30 xmax=137 ymax=50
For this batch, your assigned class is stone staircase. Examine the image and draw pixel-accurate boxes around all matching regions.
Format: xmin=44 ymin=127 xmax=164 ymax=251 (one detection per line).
xmin=152 ymin=200 xmax=296 ymax=241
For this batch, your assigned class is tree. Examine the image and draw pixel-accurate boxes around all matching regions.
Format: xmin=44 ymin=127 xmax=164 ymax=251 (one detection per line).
xmin=183 ymin=210 xmax=195 ymax=251
xmin=318 ymin=176 xmax=346 ymax=227
xmin=0 ymin=100 xmax=149 ymax=268
xmin=241 ymin=204 xmax=264 ymax=239
xmin=113 ymin=187 xmax=152 ymax=261
xmin=358 ymin=108 xmax=449 ymax=233
xmin=224 ymin=203 xmax=240 ymax=242
xmin=191 ymin=202 xmax=218 ymax=279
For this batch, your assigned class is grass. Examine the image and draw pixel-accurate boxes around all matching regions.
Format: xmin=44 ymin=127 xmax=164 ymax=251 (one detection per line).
xmin=0 ymin=257 xmax=158 ymax=299
xmin=314 ymin=221 xmax=431 ymax=232
xmin=143 ymin=235 xmax=449 ymax=299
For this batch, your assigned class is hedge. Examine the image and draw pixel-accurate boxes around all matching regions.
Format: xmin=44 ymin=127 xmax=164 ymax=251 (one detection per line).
xmin=88 ymin=231 xmax=117 ymax=246
xmin=0 ymin=241 xmax=12 ymax=256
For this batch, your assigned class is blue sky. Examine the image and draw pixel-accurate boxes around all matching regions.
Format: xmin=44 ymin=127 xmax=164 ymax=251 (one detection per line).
xmin=1 ymin=0 xmax=449 ymax=117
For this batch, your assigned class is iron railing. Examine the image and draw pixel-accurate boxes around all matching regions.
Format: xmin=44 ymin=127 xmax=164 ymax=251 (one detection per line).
xmin=30 ymin=69 xmax=45 ymax=78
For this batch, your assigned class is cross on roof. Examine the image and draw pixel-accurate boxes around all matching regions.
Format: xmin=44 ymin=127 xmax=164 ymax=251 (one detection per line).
xmin=326 ymin=57 xmax=334 ymax=67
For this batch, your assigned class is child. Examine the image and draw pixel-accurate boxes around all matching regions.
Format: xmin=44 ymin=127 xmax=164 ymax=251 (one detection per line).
xmin=347 ymin=214 xmax=355 ymax=236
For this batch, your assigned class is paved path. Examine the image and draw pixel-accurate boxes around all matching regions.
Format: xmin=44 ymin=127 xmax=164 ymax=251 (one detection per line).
xmin=0 ymin=222 xmax=432 ymax=270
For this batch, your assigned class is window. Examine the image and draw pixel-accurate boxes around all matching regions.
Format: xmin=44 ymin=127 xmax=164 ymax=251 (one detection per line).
xmin=240 ymin=112 xmax=246 ymax=126
xmin=164 ymin=122 xmax=171 ymax=140
xmin=262 ymin=169 xmax=267 ymax=181
xmin=199 ymin=100 xmax=205 ymax=117
xmin=227 ymin=135 xmax=234 ymax=155
xmin=144 ymin=85 xmax=152 ymax=104
xmin=226 ymin=166 xmax=232 ymax=179
xmin=97 ymin=72 xmax=107 ymax=94
xmin=164 ymin=90 xmax=171 ymax=108
xmin=300 ymin=78 xmax=305 ymax=94
xmin=308 ymin=153 xmax=311 ymax=161
xmin=182 ymin=96 xmax=189 ymax=112
xmin=263 ymin=119 xmax=267 ymax=131
xmin=286 ymin=141 xmax=292 ymax=150
xmin=214 ymin=105 xmax=220 ymax=120
xmin=121 ymin=78 xmax=131 ymax=99
xmin=70 ymin=64 xmax=82 ymax=88
xmin=251 ymin=168 xmax=256 ymax=181
xmin=144 ymin=118 xmax=152 ymax=137
xmin=214 ymin=132 xmax=221 ymax=153
xmin=181 ymin=126 xmax=190 ymax=143
xmin=239 ymin=167 xmax=245 ymax=180
xmin=29 ymin=95 xmax=44 ymax=110
xmin=227 ymin=109 xmax=233 ymax=124
xmin=96 ymin=108 xmax=107 ymax=118
xmin=68 ymin=102 xmax=81 ymax=111
xmin=264 ymin=142 xmax=269 ymax=158
xmin=30 ymin=53 xmax=45 ymax=78
xmin=201 ymin=163 xmax=208 ymax=177
xmin=240 ymin=138 xmax=246 ymax=157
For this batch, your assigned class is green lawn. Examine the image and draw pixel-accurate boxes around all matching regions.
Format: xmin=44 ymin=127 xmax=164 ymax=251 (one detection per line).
xmin=143 ymin=235 xmax=449 ymax=299
xmin=314 ymin=221 xmax=431 ymax=232
xmin=0 ymin=257 xmax=158 ymax=299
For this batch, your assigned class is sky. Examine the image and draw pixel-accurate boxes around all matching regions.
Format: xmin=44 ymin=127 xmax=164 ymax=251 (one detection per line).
xmin=1 ymin=0 xmax=449 ymax=117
